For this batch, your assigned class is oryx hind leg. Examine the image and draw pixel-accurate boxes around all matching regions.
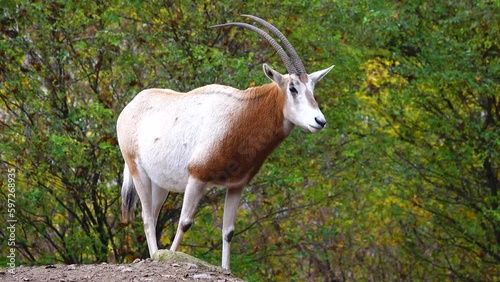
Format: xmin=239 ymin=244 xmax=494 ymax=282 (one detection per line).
xmin=152 ymin=183 xmax=170 ymax=227
xmin=170 ymin=176 xmax=207 ymax=252
xmin=131 ymin=164 xmax=158 ymax=257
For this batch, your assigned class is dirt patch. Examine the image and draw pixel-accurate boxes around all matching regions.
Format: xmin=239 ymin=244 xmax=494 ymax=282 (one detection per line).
xmin=0 ymin=256 xmax=245 ymax=282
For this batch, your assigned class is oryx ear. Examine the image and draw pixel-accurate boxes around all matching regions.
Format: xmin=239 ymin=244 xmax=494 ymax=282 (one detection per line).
xmin=263 ymin=64 xmax=286 ymax=87
xmin=309 ymin=65 xmax=335 ymax=84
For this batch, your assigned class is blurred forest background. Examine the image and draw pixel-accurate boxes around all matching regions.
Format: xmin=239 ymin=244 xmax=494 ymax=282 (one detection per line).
xmin=1 ymin=0 xmax=498 ymax=281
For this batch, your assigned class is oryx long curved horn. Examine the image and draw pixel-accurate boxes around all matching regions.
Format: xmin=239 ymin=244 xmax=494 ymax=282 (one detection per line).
xmin=242 ymin=14 xmax=306 ymax=75
xmin=211 ymin=22 xmax=298 ymax=74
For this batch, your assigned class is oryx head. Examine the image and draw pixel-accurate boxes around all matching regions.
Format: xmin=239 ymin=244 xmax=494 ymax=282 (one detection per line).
xmin=212 ymin=15 xmax=334 ymax=132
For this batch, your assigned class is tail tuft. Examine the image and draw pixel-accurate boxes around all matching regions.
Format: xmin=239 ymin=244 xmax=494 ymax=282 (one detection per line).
xmin=121 ymin=164 xmax=137 ymax=223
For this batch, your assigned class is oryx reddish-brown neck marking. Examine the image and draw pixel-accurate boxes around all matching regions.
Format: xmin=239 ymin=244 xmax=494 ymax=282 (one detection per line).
xmin=188 ymin=83 xmax=287 ymax=184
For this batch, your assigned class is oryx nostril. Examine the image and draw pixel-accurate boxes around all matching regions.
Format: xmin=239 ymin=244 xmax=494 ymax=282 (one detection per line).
xmin=315 ymin=116 xmax=326 ymax=128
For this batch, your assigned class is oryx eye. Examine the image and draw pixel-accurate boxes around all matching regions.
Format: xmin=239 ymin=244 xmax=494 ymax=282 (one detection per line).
xmin=289 ymin=86 xmax=298 ymax=95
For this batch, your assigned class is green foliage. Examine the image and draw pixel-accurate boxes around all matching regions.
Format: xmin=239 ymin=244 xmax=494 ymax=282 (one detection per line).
xmin=1 ymin=0 xmax=499 ymax=281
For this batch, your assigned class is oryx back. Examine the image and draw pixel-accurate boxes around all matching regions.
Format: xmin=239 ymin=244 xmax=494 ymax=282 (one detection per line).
xmin=117 ymin=85 xmax=246 ymax=192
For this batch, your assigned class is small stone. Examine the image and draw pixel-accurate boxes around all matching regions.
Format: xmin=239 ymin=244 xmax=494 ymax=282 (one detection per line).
xmin=121 ymin=267 xmax=134 ymax=272
xmin=132 ymin=258 xmax=141 ymax=264
xmin=171 ymin=263 xmax=180 ymax=267
xmin=192 ymin=273 xmax=212 ymax=279
xmin=154 ymin=250 xmax=215 ymax=269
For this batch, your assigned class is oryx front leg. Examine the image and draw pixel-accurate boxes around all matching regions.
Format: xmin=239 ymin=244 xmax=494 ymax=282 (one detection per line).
xmin=170 ymin=177 xmax=207 ymax=252
xmin=222 ymin=186 xmax=244 ymax=271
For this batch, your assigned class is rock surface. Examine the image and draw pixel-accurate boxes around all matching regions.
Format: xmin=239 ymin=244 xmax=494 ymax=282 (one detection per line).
xmin=1 ymin=250 xmax=244 ymax=282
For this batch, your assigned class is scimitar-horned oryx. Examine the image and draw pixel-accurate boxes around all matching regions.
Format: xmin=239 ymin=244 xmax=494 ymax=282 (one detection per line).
xmin=117 ymin=14 xmax=334 ymax=270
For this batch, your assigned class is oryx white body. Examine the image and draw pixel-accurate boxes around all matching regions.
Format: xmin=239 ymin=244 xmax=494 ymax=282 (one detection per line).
xmin=117 ymin=15 xmax=334 ymax=271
